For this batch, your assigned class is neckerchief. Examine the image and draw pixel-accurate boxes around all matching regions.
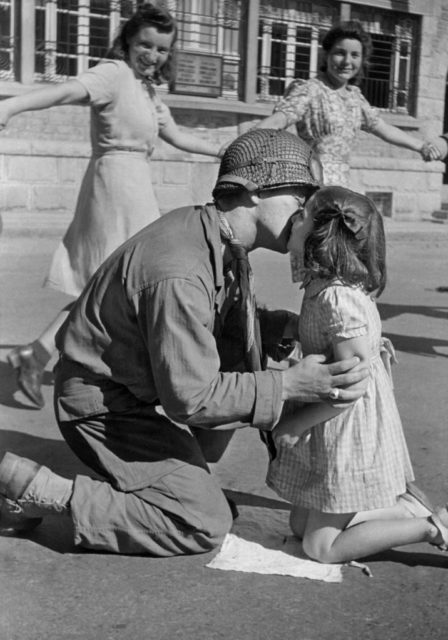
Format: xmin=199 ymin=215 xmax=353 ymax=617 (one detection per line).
xmin=217 ymin=211 xmax=263 ymax=372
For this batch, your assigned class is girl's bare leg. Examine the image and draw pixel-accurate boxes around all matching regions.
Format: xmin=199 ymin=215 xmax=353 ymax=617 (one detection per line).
xmin=302 ymin=509 xmax=440 ymax=564
xmin=290 ymin=498 xmax=420 ymax=541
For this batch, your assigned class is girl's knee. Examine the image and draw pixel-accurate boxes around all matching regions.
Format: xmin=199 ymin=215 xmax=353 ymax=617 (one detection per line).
xmin=302 ymin=533 xmax=333 ymax=564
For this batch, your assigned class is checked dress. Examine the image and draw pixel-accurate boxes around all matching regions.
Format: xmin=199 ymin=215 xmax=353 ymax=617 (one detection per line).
xmin=267 ymin=278 xmax=414 ymax=513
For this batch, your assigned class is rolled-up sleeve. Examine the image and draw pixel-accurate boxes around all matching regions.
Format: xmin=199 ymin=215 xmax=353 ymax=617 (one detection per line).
xmin=135 ymin=275 xmax=283 ymax=431
xmin=76 ymin=60 xmax=119 ymax=106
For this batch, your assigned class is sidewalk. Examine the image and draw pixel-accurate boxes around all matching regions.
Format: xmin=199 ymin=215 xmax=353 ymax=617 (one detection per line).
xmin=0 ymin=225 xmax=447 ymax=640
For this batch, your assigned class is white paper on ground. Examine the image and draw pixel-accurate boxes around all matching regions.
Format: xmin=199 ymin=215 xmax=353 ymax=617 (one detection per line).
xmin=206 ymin=503 xmax=343 ymax=583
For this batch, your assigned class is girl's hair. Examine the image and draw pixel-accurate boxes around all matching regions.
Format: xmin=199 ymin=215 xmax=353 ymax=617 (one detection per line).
xmin=303 ymin=186 xmax=386 ymax=296
xmin=105 ymin=2 xmax=177 ymax=84
xmin=320 ymin=20 xmax=372 ymax=85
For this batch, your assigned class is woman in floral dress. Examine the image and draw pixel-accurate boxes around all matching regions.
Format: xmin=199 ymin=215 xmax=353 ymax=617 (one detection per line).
xmin=257 ymin=20 xmax=433 ymax=280
xmin=257 ymin=20 xmax=433 ymax=187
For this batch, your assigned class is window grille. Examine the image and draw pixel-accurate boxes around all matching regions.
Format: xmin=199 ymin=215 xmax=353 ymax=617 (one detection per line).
xmin=256 ymin=1 xmax=420 ymax=115
xmin=257 ymin=0 xmax=338 ymax=101
xmin=0 ymin=0 xmax=14 ymax=79
xmin=175 ymin=0 xmax=241 ymax=98
xmin=31 ymin=0 xmax=241 ymax=97
xmin=34 ymin=0 xmax=119 ymax=82
xmin=359 ymin=18 xmax=418 ymax=115
xmin=1 ymin=0 xmax=420 ymax=116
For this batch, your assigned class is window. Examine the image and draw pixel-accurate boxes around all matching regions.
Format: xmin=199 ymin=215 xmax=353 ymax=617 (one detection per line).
xmin=256 ymin=1 xmax=420 ymax=115
xmin=0 ymin=0 xmax=14 ymax=79
xmin=348 ymin=8 xmax=419 ymax=115
xmin=175 ymin=0 xmax=241 ymax=98
xmin=256 ymin=0 xmax=338 ymax=101
xmin=35 ymin=0 xmax=117 ymax=81
xmin=1 ymin=0 xmax=421 ymax=115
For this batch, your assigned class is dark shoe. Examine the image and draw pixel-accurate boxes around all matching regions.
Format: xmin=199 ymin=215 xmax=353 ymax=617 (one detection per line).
xmin=7 ymin=345 xmax=45 ymax=408
xmin=0 ymin=452 xmax=72 ymax=534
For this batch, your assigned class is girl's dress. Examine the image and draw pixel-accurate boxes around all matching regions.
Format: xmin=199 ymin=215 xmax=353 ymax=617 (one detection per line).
xmin=267 ymin=278 xmax=414 ymax=513
xmin=45 ymin=60 xmax=174 ymax=297
xmin=274 ymin=77 xmax=383 ymax=188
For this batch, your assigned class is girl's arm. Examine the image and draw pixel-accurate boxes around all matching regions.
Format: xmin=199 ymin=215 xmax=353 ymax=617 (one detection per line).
xmin=273 ymin=334 xmax=370 ymax=446
xmin=158 ymin=118 xmax=223 ymax=156
xmin=0 ymin=80 xmax=88 ymax=129
xmin=256 ymin=111 xmax=288 ymax=130
xmin=371 ymin=120 xmax=423 ymax=153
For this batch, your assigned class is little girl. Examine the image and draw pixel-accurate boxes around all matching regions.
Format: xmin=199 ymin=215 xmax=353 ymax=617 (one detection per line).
xmin=267 ymin=186 xmax=448 ymax=564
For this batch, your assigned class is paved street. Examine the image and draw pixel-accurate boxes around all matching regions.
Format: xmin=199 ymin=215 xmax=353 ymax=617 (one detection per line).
xmin=0 ymin=219 xmax=447 ymax=640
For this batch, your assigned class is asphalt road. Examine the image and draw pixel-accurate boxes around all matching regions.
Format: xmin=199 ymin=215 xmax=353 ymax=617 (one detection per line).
xmin=0 ymin=219 xmax=447 ymax=640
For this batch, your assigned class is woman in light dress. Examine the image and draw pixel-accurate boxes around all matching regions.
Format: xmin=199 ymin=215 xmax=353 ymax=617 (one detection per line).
xmin=0 ymin=3 xmax=224 ymax=407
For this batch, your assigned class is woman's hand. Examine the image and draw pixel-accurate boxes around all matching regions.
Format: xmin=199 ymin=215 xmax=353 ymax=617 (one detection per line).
xmin=420 ymin=138 xmax=448 ymax=161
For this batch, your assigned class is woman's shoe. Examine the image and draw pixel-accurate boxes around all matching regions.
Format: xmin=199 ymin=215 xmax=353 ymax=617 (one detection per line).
xmin=429 ymin=505 xmax=448 ymax=551
xmin=7 ymin=345 xmax=45 ymax=408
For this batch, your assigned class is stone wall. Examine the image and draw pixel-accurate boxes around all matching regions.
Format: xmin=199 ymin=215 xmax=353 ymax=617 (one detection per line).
xmin=0 ymin=103 xmax=237 ymax=234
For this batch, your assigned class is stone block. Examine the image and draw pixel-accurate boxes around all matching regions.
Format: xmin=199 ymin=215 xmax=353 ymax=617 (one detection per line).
xmin=58 ymin=157 xmax=89 ymax=184
xmin=190 ymin=162 xmax=219 ymax=203
xmin=3 ymin=185 xmax=31 ymax=210
xmin=154 ymin=185 xmax=194 ymax=214
xmin=428 ymin=170 xmax=444 ymax=190
xmin=7 ymin=155 xmax=58 ymax=182
xmin=162 ymin=161 xmax=190 ymax=185
xmin=418 ymin=191 xmax=441 ymax=214
xmin=394 ymin=193 xmax=420 ymax=217
xmin=0 ymin=138 xmax=32 ymax=154
xmin=32 ymin=185 xmax=77 ymax=212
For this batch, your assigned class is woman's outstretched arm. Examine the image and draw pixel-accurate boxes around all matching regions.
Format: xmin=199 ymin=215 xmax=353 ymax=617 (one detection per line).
xmin=371 ymin=120 xmax=424 ymax=153
xmin=0 ymin=80 xmax=88 ymax=129
xmin=255 ymin=111 xmax=288 ymax=130
xmin=159 ymin=118 xmax=224 ymax=156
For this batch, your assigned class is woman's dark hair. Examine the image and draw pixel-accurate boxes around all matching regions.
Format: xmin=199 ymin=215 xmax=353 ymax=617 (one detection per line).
xmin=105 ymin=2 xmax=177 ymax=84
xmin=320 ymin=20 xmax=372 ymax=85
xmin=303 ymin=186 xmax=386 ymax=296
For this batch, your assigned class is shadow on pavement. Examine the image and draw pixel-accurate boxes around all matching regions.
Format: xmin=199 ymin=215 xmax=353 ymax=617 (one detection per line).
xmin=378 ymin=302 xmax=448 ymax=322
xmin=0 ymin=430 xmax=96 ymax=479
xmin=365 ymin=548 xmax=448 ymax=570
xmin=383 ymin=332 xmax=448 ymax=358
xmin=1 ymin=515 xmax=77 ymax=555
xmin=225 ymin=489 xmax=291 ymax=512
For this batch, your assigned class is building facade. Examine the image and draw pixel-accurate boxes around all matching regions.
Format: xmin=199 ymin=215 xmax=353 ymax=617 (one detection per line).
xmin=1 ymin=0 xmax=448 ymax=233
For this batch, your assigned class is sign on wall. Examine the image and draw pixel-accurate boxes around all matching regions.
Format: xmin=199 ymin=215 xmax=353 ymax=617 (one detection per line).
xmin=170 ymin=51 xmax=223 ymax=98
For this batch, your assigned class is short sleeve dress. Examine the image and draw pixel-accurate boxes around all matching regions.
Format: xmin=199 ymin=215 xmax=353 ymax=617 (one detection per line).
xmin=266 ymin=279 xmax=414 ymax=513
xmin=44 ymin=60 xmax=175 ymax=297
xmin=274 ymin=77 xmax=383 ymax=188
